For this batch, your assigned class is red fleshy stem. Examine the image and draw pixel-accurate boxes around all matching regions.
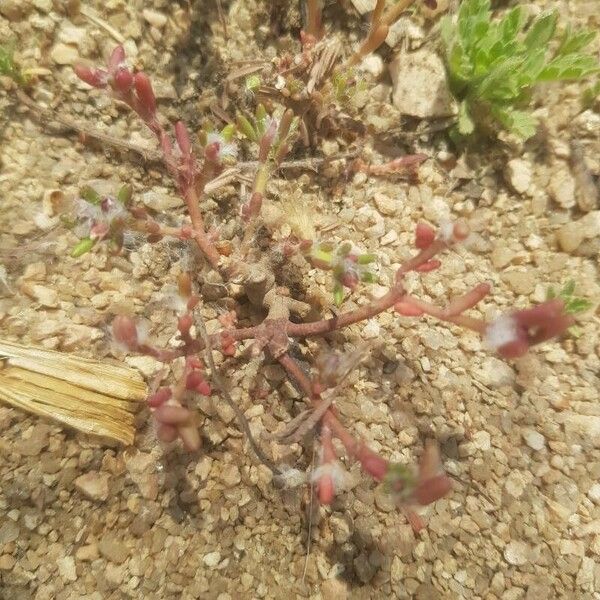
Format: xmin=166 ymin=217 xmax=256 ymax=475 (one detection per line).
xmin=317 ymin=425 xmax=337 ymax=505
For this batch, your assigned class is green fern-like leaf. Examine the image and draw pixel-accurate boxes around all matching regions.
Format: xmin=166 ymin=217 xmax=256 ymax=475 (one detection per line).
xmin=442 ymin=5 xmax=599 ymax=140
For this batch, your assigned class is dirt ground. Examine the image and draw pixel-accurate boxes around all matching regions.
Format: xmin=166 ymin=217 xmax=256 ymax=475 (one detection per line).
xmin=1 ymin=1 xmax=599 ymax=599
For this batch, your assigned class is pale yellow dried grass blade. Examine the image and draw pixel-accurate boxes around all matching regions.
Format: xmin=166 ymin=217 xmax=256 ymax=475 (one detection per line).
xmin=0 ymin=341 xmax=147 ymax=445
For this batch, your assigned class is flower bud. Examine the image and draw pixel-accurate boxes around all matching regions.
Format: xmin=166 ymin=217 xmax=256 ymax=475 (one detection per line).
xmin=357 ymin=445 xmax=389 ymax=481
xmin=112 ymin=67 xmax=134 ymax=93
xmin=415 ymin=223 xmax=436 ymax=250
xmin=74 ymin=64 xmax=109 ymax=88
xmin=147 ymin=387 xmax=172 ymax=408
xmin=175 ymin=121 xmax=192 ymax=156
xmin=108 ymin=45 xmax=126 ymax=72
xmin=133 ymin=72 xmax=156 ymax=118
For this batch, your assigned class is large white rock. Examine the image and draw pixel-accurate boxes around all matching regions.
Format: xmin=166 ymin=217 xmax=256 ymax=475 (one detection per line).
xmin=389 ymin=49 xmax=457 ymax=118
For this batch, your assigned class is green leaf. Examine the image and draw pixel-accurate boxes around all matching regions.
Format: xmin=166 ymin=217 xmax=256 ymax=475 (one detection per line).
xmin=561 ymin=280 xmax=576 ymax=297
xmin=245 ymin=74 xmax=261 ymax=92
xmin=80 ymin=186 xmax=101 ymax=205
xmin=71 ymin=237 xmax=96 ymax=258
xmin=117 ymin=184 xmax=133 ymax=206
xmin=457 ymin=100 xmax=475 ymax=135
xmin=538 ymin=54 xmax=600 ymax=82
xmin=517 ymin=49 xmax=546 ymax=86
xmin=221 ymin=123 xmax=236 ymax=142
xmin=493 ymin=107 xmax=537 ymax=139
xmin=582 ymin=80 xmax=600 ymax=108
xmin=565 ymin=298 xmax=592 ymax=314
xmin=360 ymin=272 xmax=377 ymax=284
xmin=440 ymin=16 xmax=455 ymax=51
xmin=524 ymin=11 xmax=558 ymax=50
xmin=557 ymin=26 xmax=596 ymax=56
xmin=448 ymin=41 xmax=473 ymax=83
xmin=236 ymin=113 xmax=257 ymax=142
xmin=500 ymin=6 xmax=525 ymax=42
xmin=476 ymin=56 xmax=524 ymax=100
xmin=0 ymin=43 xmax=26 ymax=86
xmin=333 ymin=282 xmax=344 ymax=307
xmin=357 ymin=253 xmax=377 ymax=265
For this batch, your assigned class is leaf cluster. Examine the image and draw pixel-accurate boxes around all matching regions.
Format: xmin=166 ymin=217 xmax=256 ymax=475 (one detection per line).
xmin=546 ymin=280 xmax=592 ymax=316
xmin=441 ymin=0 xmax=599 ymax=139
xmin=546 ymin=279 xmax=593 ymax=338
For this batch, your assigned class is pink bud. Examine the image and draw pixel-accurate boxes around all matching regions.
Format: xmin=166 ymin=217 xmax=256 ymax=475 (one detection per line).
xmin=154 ymin=404 xmax=192 ymax=425
xmin=147 ymin=387 xmax=172 ymax=408
xmin=259 ymin=118 xmax=278 ymax=162
xmin=175 ymin=121 xmax=192 ymax=156
xmin=112 ymin=67 xmax=134 ymax=93
xmin=133 ymin=72 xmax=156 ymax=118
xmin=108 ymin=45 xmax=126 ymax=73
xmin=204 ymin=142 xmax=220 ymax=163
xmin=413 ymin=475 xmax=452 ymax=505
xmin=221 ymin=333 xmax=237 ymax=356
xmin=415 ymin=223 xmax=435 ymax=250
xmin=186 ymin=371 xmax=205 ymax=391
xmin=357 ymin=445 xmax=389 ymax=481
xmin=178 ymin=314 xmax=193 ymax=335
xmin=318 ymin=473 xmax=335 ymax=505
xmin=74 ymin=64 xmax=109 ymax=88
xmin=195 ymin=380 xmax=211 ymax=396
xmin=341 ymin=270 xmax=359 ymax=290
xmin=453 ymin=220 xmax=470 ymax=241
xmin=112 ymin=315 xmax=138 ymax=348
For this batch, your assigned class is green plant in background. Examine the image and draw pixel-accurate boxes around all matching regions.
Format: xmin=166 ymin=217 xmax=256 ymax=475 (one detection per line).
xmin=547 ymin=280 xmax=592 ymax=336
xmin=0 ymin=43 xmax=27 ymax=87
xmin=582 ymin=79 xmax=600 ymax=109
xmin=441 ymin=0 xmax=599 ymax=140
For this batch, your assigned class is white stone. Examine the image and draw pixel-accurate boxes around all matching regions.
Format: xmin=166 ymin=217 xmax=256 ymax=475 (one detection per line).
xmin=505 ymin=159 xmax=532 ymax=195
xmin=51 ymin=43 xmax=79 ymax=65
xmin=476 ymin=357 xmax=514 ymax=387
xmin=522 ymin=429 xmax=545 ymax=451
xmin=588 ymin=483 xmax=600 ymax=504
xmin=203 ymin=551 xmax=221 ymax=568
xmin=549 ymin=169 xmax=576 ymax=209
xmin=389 ymin=49 xmax=457 ymax=118
xmin=472 ymin=431 xmax=491 ymax=451
xmin=57 ymin=556 xmax=77 ymax=582
xmin=143 ymin=8 xmax=167 ymax=28
xmin=362 ymin=319 xmax=380 ymax=339
xmin=74 ymin=472 xmax=110 ymax=502
xmin=579 ymin=211 xmax=600 ymax=239
xmin=504 ymin=540 xmax=529 ymax=566
xmin=564 ymin=414 xmax=600 ymax=447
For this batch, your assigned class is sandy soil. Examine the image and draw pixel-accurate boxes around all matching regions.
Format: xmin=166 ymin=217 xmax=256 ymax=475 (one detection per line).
xmin=1 ymin=1 xmax=599 ymax=599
